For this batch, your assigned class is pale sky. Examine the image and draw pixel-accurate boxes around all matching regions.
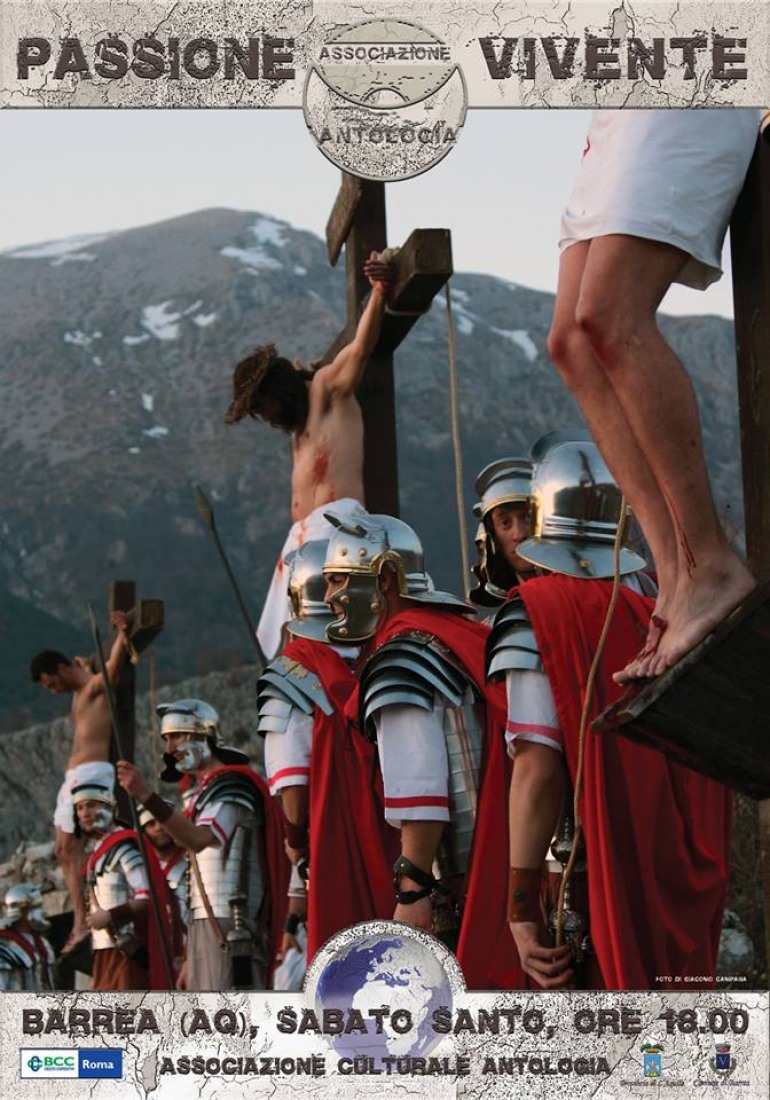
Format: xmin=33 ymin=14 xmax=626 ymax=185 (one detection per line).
xmin=0 ymin=107 xmax=740 ymax=317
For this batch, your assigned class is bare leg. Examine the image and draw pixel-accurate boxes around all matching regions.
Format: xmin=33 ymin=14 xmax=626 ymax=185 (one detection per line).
xmin=549 ymin=243 xmax=679 ymax=676
xmin=56 ymin=828 xmax=88 ymax=951
xmin=574 ymin=234 xmax=755 ymax=674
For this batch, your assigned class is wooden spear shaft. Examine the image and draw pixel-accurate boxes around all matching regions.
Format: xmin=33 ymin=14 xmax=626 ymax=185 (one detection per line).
xmin=194 ymin=485 xmax=267 ymax=672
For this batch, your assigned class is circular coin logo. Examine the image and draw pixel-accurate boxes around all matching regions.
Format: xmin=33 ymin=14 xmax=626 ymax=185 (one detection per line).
xmin=304 ymin=18 xmax=467 ymax=181
xmin=316 ymin=19 xmax=456 ymax=108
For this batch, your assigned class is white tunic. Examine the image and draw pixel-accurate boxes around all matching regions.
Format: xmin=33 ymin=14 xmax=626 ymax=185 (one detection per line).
xmin=375 ymin=700 xmax=451 ymax=827
xmin=560 ymin=109 xmax=762 ymax=289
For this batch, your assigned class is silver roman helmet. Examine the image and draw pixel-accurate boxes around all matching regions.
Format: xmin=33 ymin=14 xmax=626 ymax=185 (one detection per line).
xmin=158 ymin=698 xmax=248 ymax=783
xmin=3 ymin=884 xmax=50 ymax=931
xmin=473 ymin=456 xmax=534 ymax=523
xmin=285 ymin=539 xmax=338 ymax=642
xmin=71 ymin=778 xmax=116 ymax=835
xmin=322 ymin=512 xmax=474 ymax=643
xmin=470 ymin=456 xmax=534 ymax=602
xmin=517 ymin=430 xmax=646 ymax=579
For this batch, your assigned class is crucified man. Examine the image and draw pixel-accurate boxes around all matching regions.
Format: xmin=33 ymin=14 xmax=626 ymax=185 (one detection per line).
xmin=548 ymin=109 xmax=761 ymax=681
xmin=30 ymin=610 xmax=129 ymax=955
xmin=225 ymin=251 xmax=393 ymax=659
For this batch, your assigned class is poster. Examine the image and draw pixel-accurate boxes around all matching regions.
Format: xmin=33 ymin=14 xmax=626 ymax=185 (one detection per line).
xmin=1 ymin=1 xmax=769 ymax=1097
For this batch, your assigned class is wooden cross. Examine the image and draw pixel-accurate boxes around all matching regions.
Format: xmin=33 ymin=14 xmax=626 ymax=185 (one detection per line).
xmin=106 ymin=580 xmax=164 ymax=816
xmin=320 ymin=174 xmax=453 ymax=514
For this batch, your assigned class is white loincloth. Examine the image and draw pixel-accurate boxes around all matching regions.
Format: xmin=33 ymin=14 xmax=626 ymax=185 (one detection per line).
xmin=257 ymin=497 xmax=367 ymax=660
xmin=560 ymin=109 xmax=762 ymax=289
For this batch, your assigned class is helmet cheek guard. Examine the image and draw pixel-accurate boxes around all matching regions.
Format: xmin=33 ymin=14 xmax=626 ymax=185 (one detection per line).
xmin=322 ymin=511 xmax=474 ymax=633
xmin=160 ymin=735 xmax=212 ymax=781
xmin=71 ymin=780 xmax=116 ymax=836
xmin=157 ymin=699 xmax=245 ymax=777
xmin=325 ymin=573 xmax=386 ymax=644
xmin=284 ymin=539 xmax=343 ymax=643
xmin=72 ymin=801 xmax=114 ymax=836
xmin=175 ymin=737 xmax=212 ymax=774
xmin=93 ymin=805 xmax=115 ymax=832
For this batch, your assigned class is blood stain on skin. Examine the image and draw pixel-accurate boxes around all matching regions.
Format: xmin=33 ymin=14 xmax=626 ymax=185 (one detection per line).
xmin=312 ymin=450 xmax=330 ymax=486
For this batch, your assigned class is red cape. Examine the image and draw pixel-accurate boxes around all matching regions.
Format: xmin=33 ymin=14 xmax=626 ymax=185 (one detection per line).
xmin=519 ymin=575 xmax=732 ymax=990
xmin=158 ymin=847 xmax=188 ymax=960
xmin=351 ymin=608 xmax=526 ymax=991
xmin=283 ymin=638 xmax=399 ymax=960
xmin=86 ymin=827 xmax=175 ymax=990
xmin=188 ymin=765 xmax=290 ymax=985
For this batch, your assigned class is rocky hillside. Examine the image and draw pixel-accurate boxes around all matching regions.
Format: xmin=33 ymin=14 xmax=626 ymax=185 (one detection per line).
xmin=0 ymin=208 xmax=744 ymax=732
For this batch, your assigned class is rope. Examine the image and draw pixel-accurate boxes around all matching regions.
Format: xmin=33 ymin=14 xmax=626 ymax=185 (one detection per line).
xmin=149 ymin=648 xmax=160 ymax=789
xmin=554 ymin=496 xmax=628 ymax=947
xmin=444 ymin=283 xmax=471 ymax=591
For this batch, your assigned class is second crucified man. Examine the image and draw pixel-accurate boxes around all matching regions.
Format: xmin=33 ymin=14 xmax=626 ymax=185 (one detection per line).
xmin=225 ymin=252 xmax=392 ymax=659
xmin=30 ymin=610 xmax=130 ymax=957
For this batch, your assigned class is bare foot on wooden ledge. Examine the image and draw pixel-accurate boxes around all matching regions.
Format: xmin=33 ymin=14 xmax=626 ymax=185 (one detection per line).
xmin=646 ymin=557 xmax=756 ymax=677
xmin=613 ymin=553 xmax=756 ymax=684
xmin=613 ymin=613 xmax=668 ymax=684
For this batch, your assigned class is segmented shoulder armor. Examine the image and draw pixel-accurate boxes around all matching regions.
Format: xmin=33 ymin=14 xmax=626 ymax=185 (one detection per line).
xmin=359 ymin=630 xmax=475 ymax=741
xmin=94 ymin=836 xmax=143 ymax=878
xmin=256 ymin=655 xmax=332 ymax=737
xmin=0 ymin=935 xmax=30 ymax=969
xmin=485 ymin=595 xmax=545 ymax=680
xmin=192 ymin=769 xmax=261 ymax=819
xmin=107 ymin=838 xmax=144 ymax=877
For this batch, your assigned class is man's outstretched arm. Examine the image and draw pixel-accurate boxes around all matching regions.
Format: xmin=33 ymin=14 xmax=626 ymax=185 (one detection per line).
xmin=320 ymin=252 xmax=393 ymax=397
xmin=91 ymin=611 xmax=130 ymax=694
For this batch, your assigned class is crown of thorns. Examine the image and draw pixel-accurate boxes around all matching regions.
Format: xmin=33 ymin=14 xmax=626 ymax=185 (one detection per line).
xmin=225 ymin=343 xmax=284 ymax=424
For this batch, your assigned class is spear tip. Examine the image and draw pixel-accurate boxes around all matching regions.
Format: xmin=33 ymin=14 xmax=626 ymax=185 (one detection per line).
xmin=194 ymin=484 xmax=216 ymax=530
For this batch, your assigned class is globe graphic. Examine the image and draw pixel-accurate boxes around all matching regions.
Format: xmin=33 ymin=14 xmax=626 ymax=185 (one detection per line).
xmin=314 ymin=932 xmax=453 ymax=1066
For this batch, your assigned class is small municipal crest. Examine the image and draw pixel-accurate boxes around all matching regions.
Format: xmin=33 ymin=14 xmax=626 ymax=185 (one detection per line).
xmin=709 ymin=1042 xmax=735 ymax=1076
xmin=641 ymin=1042 xmax=663 ymax=1078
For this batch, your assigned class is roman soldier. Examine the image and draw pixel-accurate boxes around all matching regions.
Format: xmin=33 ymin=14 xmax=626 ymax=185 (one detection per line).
xmin=259 ymin=539 xmax=397 ymax=964
xmin=138 ymin=806 xmax=188 ymax=972
xmin=322 ymin=512 xmax=522 ymax=989
xmin=74 ymin=777 xmax=171 ymax=990
xmin=117 ymin=700 xmax=288 ymax=991
xmin=469 ymin=456 xmax=536 ymax=609
xmin=487 ymin=432 xmax=731 ymax=989
xmin=0 ymin=884 xmax=56 ymax=991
